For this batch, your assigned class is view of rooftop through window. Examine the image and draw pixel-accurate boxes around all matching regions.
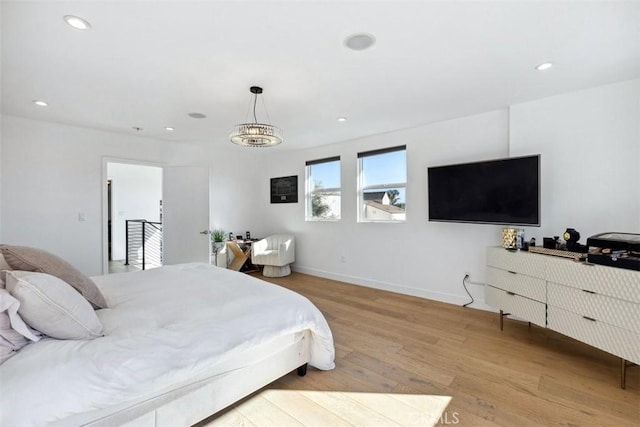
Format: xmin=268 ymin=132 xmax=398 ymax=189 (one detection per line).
xmin=358 ymin=147 xmax=407 ymax=222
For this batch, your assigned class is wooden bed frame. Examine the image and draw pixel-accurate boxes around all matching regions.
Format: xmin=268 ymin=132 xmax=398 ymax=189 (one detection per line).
xmin=52 ymin=331 xmax=311 ymax=427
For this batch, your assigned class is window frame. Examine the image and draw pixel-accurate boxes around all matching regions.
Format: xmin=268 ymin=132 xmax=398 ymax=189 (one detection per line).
xmin=305 ymin=156 xmax=341 ymax=222
xmin=357 ymin=145 xmax=407 ymax=223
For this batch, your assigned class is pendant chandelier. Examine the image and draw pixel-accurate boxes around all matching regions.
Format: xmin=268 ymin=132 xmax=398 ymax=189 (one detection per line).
xmin=230 ymin=86 xmax=283 ymax=147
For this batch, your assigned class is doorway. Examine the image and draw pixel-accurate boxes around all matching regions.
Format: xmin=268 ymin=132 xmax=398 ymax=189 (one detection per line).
xmin=103 ymin=160 xmax=163 ymax=274
xmin=107 ymin=179 xmax=112 ymax=262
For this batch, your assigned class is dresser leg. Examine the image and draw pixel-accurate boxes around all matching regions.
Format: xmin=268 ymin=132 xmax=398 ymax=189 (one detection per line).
xmin=498 ymin=310 xmax=511 ymax=331
xmin=621 ymin=358 xmax=627 ymax=389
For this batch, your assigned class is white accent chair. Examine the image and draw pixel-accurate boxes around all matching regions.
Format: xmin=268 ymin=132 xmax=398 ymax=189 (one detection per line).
xmin=251 ymin=234 xmax=295 ymax=277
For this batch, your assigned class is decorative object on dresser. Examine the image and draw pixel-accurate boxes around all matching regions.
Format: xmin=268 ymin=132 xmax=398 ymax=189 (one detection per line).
xmin=528 ymin=246 xmax=586 ymax=261
xmin=587 ymin=232 xmax=640 ymax=271
xmin=501 ymin=227 xmax=519 ymax=249
xmin=485 ymin=246 xmax=639 ymax=388
xmin=563 ymin=228 xmax=588 ymax=253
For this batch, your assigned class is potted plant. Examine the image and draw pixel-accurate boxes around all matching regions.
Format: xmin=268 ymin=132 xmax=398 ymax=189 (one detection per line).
xmin=210 ymin=229 xmax=226 ymax=252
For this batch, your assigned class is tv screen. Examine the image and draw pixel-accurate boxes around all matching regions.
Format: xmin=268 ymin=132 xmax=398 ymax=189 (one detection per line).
xmin=427 ymin=155 xmax=540 ymax=226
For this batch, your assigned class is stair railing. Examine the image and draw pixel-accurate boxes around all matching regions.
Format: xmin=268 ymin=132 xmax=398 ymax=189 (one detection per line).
xmin=125 ymin=219 xmax=163 ymax=270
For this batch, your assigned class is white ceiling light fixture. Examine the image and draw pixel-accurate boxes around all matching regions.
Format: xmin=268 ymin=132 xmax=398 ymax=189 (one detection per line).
xmin=165 ymin=127 xmax=175 ymax=131
xmin=536 ymin=62 xmax=553 ymax=71
xmin=337 ymin=117 xmax=347 ymax=122
xmin=344 ymin=33 xmax=376 ymax=51
xmin=33 ymin=100 xmax=48 ymax=107
xmin=230 ymin=86 xmax=283 ymax=148
xmin=63 ymin=15 xmax=91 ymax=30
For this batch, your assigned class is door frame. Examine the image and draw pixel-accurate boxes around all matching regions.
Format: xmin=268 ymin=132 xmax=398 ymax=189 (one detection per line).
xmin=101 ymin=157 xmax=165 ymax=275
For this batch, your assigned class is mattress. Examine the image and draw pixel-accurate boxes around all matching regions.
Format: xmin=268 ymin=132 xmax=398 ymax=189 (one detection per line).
xmin=0 ymin=263 xmax=335 ymax=426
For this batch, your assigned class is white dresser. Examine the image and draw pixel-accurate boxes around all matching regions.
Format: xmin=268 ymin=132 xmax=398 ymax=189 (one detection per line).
xmin=485 ymin=246 xmax=640 ymax=388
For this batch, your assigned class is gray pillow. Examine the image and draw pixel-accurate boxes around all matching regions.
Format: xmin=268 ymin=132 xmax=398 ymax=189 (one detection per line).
xmin=6 ymin=271 xmax=104 ymax=340
xmin=0 ymin=253 xmax=11 ymax=288
xmin=0 ymin=245 xmax=107 ymax=309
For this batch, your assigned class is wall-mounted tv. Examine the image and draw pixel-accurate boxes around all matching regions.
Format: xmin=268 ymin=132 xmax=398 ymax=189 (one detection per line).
xmin=427 ymin=155 xmax=540 ymax=226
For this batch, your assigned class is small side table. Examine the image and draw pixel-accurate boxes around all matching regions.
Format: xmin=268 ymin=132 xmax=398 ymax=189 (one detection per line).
xmin=226 ymin=241 xmax=258 ymax=272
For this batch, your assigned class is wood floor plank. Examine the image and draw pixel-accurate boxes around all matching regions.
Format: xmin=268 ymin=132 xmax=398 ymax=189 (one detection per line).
xmin=449 ymin=365 xmax=633 ymax=427
xmin=345 ymin=392 xmax=445 ymax=426
xmin=331 ymin=324 xmax=404 ymax=356
xmin=205 ymin=407 xmax=256 ymax=426
xmin=300 ymin=391 xmax=402 ymax=426
xmin=259 ymin=390 xmax=353 ymax=427
xmin=537 ymin=374 xmax=640 ymax=421
xmin=344 ymin=350 xmax=457 ymax=389
xmin=232 ymin=394 xmax=303 ymax=426
xmin=205 ymin=272 xmax=640 ymax=426
xmin=335 ymin=357 xmax=399 ymax=392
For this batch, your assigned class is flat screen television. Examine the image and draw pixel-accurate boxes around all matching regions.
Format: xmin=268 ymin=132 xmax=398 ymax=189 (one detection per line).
xmin=427 ymin=155 xmax=540 ymax=226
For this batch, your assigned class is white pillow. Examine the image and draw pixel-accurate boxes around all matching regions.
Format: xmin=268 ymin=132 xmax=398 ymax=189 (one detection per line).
xmin=0 ymin=288 xmax=40 ymax=364
xmin=5 ymin=271 xmax=104 ymax=340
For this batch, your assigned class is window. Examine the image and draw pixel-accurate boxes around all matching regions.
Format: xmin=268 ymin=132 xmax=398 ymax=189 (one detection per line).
xmin=357 ymin=145 xmax=406 ymax=222
xmin=305 ymin=156 xmax=341 ymax=221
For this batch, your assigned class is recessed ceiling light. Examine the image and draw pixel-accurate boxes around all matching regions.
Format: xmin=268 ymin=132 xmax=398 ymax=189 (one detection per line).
xmin=63 ymin=15 xmax=91 ymax=30
xmin=344 ymin=33 xmax=376 ymax=51
xmin=33 ymin=100 xmax=48 ymax=107
xmin=536 ymin=62 xmax=553 ymax=71
xmin=337 ymin=117 xmax=347 ymax=122
xmin=188 ymin=112 xmax=207 ymax=119
xmin=165 ymin=127 xmax=175 ymax=131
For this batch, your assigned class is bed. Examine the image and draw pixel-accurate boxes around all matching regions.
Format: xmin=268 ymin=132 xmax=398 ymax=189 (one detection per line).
xmin=0 ymin=262 xmax=335 ymax=427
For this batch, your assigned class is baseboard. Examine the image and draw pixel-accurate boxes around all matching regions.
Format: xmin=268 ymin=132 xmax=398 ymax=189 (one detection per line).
xmin=292 ymin=265 xmax=494 ymax=312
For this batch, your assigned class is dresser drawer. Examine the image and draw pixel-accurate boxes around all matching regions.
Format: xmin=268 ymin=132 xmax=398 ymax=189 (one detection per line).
xmin=546 ymin=257 xmax=640 ymax=303
xmin=547 ymin=283 xmax=640 ymax=334
xmin=486 ymin=247 xmax=546 ymax=279
xmin=487 ymin=266 xmax=546 ymax=302
xmin=485 ymin=285 xmax=546 ymax=327
xmin=547 ymin=306 xmax=640 ymax=364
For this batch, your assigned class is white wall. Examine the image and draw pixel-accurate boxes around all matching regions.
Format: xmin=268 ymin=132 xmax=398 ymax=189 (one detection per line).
xmin=107 ymin=163 xmax=163 ymax=261
xmin=0 ymin=115 xmax=205 ymax=276
xmin=2 ymin=79 xmax=637 ymax=309
xmin=252 ymin=79 xmax=639 ymax=308
xmin=257 ymin=110 xmax=510 ymax=307
xmin=206 ymin=145 xmax=267 ymax=241
xmin=510 ymin=79 xmax=640 ymax=240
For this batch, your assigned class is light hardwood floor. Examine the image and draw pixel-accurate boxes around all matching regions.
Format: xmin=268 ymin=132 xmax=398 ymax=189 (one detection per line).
xmin=204 ymin=272 xmax=639 ymax=426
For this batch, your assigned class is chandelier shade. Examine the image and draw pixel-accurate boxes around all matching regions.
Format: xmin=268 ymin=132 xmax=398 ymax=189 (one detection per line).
xmin=230 ymin=86 xmax=283 ymax=147
xmin=230 ymin=123 xmax=283 ymax=147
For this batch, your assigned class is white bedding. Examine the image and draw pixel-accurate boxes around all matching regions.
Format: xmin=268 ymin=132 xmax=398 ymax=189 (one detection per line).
xmin=0 ymin=263 xmax=335 ymax=426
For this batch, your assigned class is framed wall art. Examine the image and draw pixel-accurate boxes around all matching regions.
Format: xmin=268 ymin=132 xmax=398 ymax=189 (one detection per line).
xmin=270 ymin=175 xmax=298 ymax=203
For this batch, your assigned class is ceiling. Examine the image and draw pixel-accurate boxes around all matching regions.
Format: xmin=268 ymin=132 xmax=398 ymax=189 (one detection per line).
xmin=2 ymin=1 xmax=639 ymax=151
